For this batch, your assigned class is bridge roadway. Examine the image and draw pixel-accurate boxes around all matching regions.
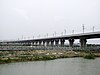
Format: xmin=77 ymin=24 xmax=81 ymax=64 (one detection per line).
xmin=0 ymin=31 xmax=100 ymax=48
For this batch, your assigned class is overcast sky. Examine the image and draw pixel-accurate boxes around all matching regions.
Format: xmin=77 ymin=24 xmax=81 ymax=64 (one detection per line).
xmin=0 ymin=0 xmax=100 ymax=43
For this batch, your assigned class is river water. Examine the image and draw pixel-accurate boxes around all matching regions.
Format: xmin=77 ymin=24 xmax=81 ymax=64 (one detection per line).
xmin=0 ymin=58 xmax=100 ymax=75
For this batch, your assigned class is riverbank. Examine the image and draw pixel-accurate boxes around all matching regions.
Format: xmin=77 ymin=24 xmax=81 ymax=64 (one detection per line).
xmin=0 ymin=50 xmax=100 ymax=64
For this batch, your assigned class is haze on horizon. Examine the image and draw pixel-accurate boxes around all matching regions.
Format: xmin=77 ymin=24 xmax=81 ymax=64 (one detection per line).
xmin=0 ymin=0 xmax=100 ymax=44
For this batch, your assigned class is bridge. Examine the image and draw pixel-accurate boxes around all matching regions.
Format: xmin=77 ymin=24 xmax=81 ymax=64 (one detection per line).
xmin=0 ymin=31 xmax=100 ymax=49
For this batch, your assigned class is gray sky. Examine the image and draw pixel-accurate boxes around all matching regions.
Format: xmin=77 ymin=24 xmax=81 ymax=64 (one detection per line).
xmin=0 ymin=0 xmax=100 ymax=43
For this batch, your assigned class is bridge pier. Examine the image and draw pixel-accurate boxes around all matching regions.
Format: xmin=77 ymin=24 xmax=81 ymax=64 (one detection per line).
xmin=32 ymin=42 xmax=34 ymax=46
xmin=24 ymin=42 xmax=27 ymax=46
xmin=42 ymin=41 xmax=45 ymax=46
xmin=68 ymin=39 xmax=74 ymax=48
xmin=55 ymin=39 xmax=59 ymax=46
xmin=80 ymin=38 xmax=87 ymax=48
xmin=35 ymin=41 xmax=38 ymax=46
xmin=60 ymin=39 xmax=65 ymax=46
xmin=30 ymin=42 xmax=33 ymax=46
xmin=46 ymin=41 xmax=50 ymax=46
xmin=51 ymin=40 xmax=54 ymax=46
xmin=39 ymin=41 xmax=42 ymax=46
xmin=22 ymin=42 xmax=25 ymax=46
xmin=28 ymin=42 xmax=31 ymax=46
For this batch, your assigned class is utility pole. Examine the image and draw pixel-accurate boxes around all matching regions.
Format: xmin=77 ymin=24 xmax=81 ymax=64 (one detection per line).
xmin=33 ymin=36 xmax=34 ymax=39
xmin=93 ymin=26 xmax=94 ymax=32
xmin=64 ymin=29 xmax=66 ymax=35
xmin=47 ymin=33 xmax=48 ymax=37
xmin=22 ymin=35 xmax=23 ymax=40
xmin=53 ymin=34 xmax=54 ymax=37
xmin=61 ymin=32 xmax=63 ymax=36
xmin=82 ymin=24 xmax=85 ymax=33
xmin=72 ymin=30 xmax=74 ymax=34
xmin=54 ymin=32 xmax=56 ymax=36
xmin=24 ymin=37 xmax=26 ymax=40
xmin=38 ymin=35 xmax=40 ymax=38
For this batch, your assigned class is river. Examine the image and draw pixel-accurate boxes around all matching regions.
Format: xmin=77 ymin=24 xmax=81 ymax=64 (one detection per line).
xmin=0 ymin=58 xmax=100 ymax=75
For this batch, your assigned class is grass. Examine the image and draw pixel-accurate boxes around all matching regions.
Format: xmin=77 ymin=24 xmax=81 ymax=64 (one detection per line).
xmin=0 ymin=55 xmax=58 ymax=64
xmin=0 ymin=50 xmax=99 ymax=64
xmin=83 ymin=53 xmax=95 ymax=59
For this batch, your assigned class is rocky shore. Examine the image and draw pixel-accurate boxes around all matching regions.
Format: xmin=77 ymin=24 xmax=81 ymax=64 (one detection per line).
xmin=0 ymin=50 xmax=100 ymax=64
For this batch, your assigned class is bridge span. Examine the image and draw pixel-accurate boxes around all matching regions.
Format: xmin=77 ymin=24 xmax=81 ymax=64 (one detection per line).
xmin=0 ymin=31 xmax=100 ymax=48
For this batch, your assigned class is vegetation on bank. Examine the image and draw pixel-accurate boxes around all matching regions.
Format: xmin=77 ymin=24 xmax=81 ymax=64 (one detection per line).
xmin=0 ymin=55 xmax=63 ymax=64
xmin=0 ymin=50 xmax=100 ymax=64
xmin=83 ymin=53 xmax=95 ymax=59
xmin=0 ymin=56 xmax=56 ymax=63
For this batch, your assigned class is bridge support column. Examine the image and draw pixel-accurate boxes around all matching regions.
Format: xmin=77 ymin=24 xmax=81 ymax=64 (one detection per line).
xmin=32 ymin=42 xmax=34 ymax=46
xmin=30 ymin=42 xmax=33 ymax=46
xmin=60 ymin=39 xmax=65 ymax=46
xmin=43 ymin=41 xmax=45 ymax=46
xmin=68 ymin=39 xmax=74 ymax=48
xmin=24 ymin=42 xmax=27 ymax=46
xmin=28 ymin=42 xmax=31 ymax=46
xmin=55 ymin=39 xmax=59 ymax=46
xmin=23 ymin=42 xmax=25 ymax=46
xmin=20 ymin=43 xmax=22 ymax=46
xmin=39 ymin=41 xmax=42 ymax=46
xmin=46 ymin=41 xmax=50 ymax=46
xmin=51 ymin=40 xmax=54 ymax=46
xmin=35 ymin=41 xmax=38 ymax=46
xmin=80 ymin=38 xmax=87 ymax=48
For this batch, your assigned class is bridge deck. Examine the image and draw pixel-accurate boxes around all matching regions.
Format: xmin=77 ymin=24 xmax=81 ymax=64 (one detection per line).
xmin=1 ymin=31 xmax=100 ymax=43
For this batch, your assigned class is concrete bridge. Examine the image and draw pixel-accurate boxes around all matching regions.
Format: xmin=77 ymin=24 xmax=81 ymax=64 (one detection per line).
xmin=0 ymin=31 xmax=100 ymax=48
